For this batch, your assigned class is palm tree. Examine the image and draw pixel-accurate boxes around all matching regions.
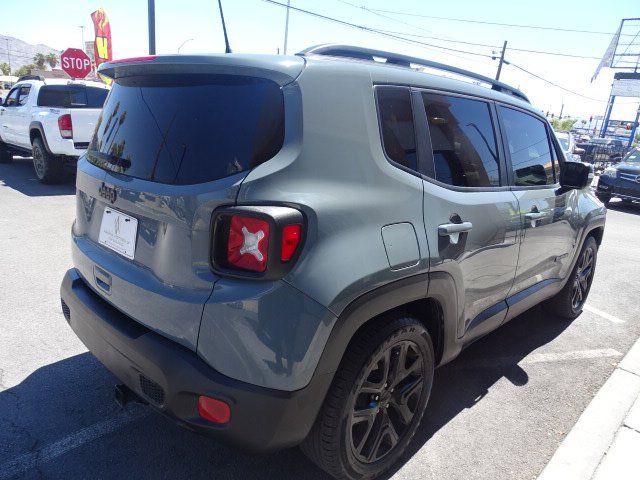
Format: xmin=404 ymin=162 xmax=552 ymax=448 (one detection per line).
xmin=33 ymin=53 xmax=46 ymax=70
xmin=45 ymin=53 xmax=58 ymax=69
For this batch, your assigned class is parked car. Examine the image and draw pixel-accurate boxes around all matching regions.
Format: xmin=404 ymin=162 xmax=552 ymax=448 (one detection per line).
xmin=554 ymin=130 xmax=584 ymax=161
xmin=59 ymin=46 xmax=605 ymax=480
xmin=0 ymin=75 xmax=110 ymax=183
xmin=596 ymin=147 xmax=640 ymax=206
xmin=577 ymin=137 xmax=627 ymax=165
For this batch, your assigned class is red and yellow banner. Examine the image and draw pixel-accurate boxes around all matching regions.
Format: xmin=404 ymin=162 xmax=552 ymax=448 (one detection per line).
xmin=91 ymin=7 xmax=112 ymax=81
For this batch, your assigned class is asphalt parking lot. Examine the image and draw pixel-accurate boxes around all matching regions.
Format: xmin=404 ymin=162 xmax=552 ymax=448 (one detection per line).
xmin=1 ymin=157 xmax=639 ymax=480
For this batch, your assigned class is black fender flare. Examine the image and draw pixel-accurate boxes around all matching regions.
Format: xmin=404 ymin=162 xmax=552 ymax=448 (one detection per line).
xmin=29 ymin=121 xmax=52 ymax=154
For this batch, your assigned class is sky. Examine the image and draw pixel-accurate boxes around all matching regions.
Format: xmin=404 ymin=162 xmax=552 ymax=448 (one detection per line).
xmin=3 ymin=0 xmax=639 ymax=121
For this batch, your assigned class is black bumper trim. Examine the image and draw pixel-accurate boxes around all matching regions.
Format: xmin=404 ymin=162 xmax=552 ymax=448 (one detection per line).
xmin=60 ymin=268 xmax=332 ymax=452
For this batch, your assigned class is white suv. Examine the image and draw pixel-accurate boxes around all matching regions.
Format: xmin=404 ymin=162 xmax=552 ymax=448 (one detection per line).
xmin=0 ymin=76 xmax=109 ymax=183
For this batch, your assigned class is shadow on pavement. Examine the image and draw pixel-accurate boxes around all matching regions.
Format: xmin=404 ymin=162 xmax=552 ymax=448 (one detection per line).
xmin=0 ymin=306 xmax=572 ymax=480
xmin=606 ymin=198 xmax=640 ymax=215
xmin=0 ymin=157 xmax=75 ymax=197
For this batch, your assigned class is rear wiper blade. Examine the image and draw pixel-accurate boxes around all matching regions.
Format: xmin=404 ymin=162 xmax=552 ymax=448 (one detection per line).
xmin=87 ymin=150 xmax=132 ymax=169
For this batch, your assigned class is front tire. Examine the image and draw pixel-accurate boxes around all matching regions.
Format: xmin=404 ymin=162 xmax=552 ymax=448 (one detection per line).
xmin=32 ymin=136 xmax=64 ymax=184
xmin=545 ymin=236 xmax=598 ymax=319
xmin=301 ymin=315 xmax=434 ymax=480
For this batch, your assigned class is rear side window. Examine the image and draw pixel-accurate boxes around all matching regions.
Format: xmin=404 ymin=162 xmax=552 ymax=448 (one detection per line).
xmin=377 ymin=87 xmax=417 ymax=171
xmin=499 ymin=106 xmax=555 ymax=186
xmin=423 ymin=93 xmax=500 ymax=187
xmin=87 ymin=74 xmax=284 ymax=185
xmin=37 ymin=85 xmax=109 ymax=108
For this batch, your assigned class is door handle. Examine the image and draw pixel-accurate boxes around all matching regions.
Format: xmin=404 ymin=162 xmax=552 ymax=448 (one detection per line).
xmin=525 ymin=212 xmax=545 ymax=220
xmin=438 ymin=221 xmax=473 ymax=245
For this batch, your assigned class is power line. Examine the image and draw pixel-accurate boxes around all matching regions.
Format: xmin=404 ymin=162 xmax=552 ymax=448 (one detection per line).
xmin=367 ymin=6 xmax=638 ymax=37
xmin=261 ymin=0 xmax=493 ymax=58
xmin=336 ymin=0 xmax=604 ymax=60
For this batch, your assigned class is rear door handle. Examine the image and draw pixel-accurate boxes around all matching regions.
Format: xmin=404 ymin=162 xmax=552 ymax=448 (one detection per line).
xmin=525 ymin=212 xmax=545 ymax=220
xmin=438 ymin=221 xmax=473 ymax=245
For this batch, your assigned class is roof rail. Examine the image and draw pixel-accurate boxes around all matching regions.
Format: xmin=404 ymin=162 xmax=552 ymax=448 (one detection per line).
xmin=298 ymin=44 xmax=530 ymax=103
xmin=17 ymin=74 xmax=45 ymax=83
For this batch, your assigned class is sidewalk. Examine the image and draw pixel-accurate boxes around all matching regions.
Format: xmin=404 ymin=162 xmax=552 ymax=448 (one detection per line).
xmin=538 ymin=336 xmax=640 ymax=480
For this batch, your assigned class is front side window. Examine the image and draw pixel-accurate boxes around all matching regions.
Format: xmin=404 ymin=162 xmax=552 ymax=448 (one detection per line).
xmin=423 ymin=93 xmax=500 ymax=187
xmin=499 ymin=106 xmax=555 ymax=186
xmin=377 ymin=87 xmax=417 ymax=171
xmin=17 ymin=86 xmax=31 ymax=106
xmin=4 ymin=87 xmax=19 ymax=106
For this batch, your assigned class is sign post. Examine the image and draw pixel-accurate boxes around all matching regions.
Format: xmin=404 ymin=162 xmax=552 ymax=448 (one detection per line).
xmin=60 ymin=48 xmax=92 ymax=79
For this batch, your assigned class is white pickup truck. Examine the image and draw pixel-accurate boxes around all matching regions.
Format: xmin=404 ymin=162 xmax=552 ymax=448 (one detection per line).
xmin=0 ymin=76 xmax=109 ymax=183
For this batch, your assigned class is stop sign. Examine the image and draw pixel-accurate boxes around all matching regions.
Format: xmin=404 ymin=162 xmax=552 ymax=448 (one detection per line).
xmin=60 ymin=48 xmax=92 ymax=79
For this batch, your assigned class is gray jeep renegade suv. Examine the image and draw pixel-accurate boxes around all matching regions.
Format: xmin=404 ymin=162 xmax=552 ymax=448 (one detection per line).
xmin=60 ymin=45 xmax=605 ymax=479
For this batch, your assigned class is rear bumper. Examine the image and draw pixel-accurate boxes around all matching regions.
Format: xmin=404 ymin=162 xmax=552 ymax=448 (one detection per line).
xmin=60 ymin=268 xmax=331 ymax=452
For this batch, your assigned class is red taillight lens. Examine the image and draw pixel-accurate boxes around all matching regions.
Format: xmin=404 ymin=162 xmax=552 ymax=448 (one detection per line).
xmin=281 ymin=224 xmax=302 ymax=261
xmin=198 ymin=396 xmax=231 ymax=424
xmin=58 ymin=114 xmax=73 ymax=139
xmin=227 ymin=215 xmax=270 ymax=272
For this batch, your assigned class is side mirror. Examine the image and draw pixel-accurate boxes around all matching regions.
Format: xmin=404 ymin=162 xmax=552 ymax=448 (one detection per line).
xmin=573 ymin=147 xmax=585 ymax=155
xmin=561 ymin=161 xmax=592 ymax=189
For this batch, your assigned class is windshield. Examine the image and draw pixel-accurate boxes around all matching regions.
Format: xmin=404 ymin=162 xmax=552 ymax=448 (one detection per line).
xmin=87 ymin=74 xmax=284 ymax=185
xmin=624 ymin=148 xmax=640 ymax=163
xmin=557 ymin=136 xmax=569 ymax=150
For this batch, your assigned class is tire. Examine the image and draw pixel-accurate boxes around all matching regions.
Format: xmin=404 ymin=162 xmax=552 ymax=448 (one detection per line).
xmin=545 ymin=236 xmax=598 ymax=320
xmin=31 ymin=136 xmax=64 ymax=184
xmin=0 ymin=142 xmax=12 ymax=164
xmin=596 ymin=194 xmax=610 ymax=207
xmin=301 ymin=315 xmax=434 ymax=480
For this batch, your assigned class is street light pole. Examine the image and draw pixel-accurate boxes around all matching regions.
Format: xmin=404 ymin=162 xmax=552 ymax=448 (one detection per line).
xmin=178 ymin=38 xmax=194 ymax=53
xmin=78 ymin=26 xmax=85 ymax=51
xmin=148 ymin=0 xmax=156 ymax=55
xmin=283 ymin=0 xmax=291 ymax=55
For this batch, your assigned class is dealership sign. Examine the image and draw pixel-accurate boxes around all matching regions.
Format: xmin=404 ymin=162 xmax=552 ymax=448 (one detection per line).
xmin=60 ymin=48 xmax=92 ymax=79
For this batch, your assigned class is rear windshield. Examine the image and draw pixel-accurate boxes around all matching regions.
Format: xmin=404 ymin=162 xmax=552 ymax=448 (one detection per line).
xmin=37 ymin=85 xmax=109 ymax=108
xmin=86 ymin=74 xmax=285 ymax=185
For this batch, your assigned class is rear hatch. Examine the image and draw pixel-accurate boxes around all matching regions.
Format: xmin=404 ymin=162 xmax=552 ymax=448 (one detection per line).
xmin=72 ymin=55 xmax=303 ymax=350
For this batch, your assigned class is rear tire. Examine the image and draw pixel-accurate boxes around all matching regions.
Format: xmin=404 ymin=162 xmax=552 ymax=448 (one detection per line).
xmin=545 ymin=236 xmax=598 ymax=320
xmin=0 ymin=142 xmax=12 ymax=164
xmin=301 ymin=315 xmax=434 ymax=480
xmin=32 ymin=136 xmax=64 ymax=184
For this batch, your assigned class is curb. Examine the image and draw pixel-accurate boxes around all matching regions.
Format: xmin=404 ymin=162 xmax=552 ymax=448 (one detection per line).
xmin=537 ymin=335 xmax=640 ymax=480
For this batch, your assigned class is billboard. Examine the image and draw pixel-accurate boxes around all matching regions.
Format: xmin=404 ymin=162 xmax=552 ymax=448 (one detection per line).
xmin=610 ymin=72 xmax=640 ymax=98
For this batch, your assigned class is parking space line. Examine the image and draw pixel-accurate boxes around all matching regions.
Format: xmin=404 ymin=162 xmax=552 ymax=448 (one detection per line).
xmin=0 ymin=408 xmax=147 ymax=480
xmin=454 ymin=348 xmax=622 ymax=370
xmin=584 ymin=304 xmax=625 ymax=324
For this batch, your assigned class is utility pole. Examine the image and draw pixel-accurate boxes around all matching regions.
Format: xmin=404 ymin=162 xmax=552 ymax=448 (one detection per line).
xmin=559 ymin=102 xmax=564 ymax=119
xmin=6 ymin=39 xmax=11 ymax=74
xmin=148 ymin=0 xmax=156 ymax=55
xmin=495 ymin=40 xmax=507 ymax=81
xmin=283 ymin=0 xmax=291 ymax=55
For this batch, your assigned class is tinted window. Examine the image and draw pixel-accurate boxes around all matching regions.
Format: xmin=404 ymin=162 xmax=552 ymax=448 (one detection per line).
xmin=18 ymin=86 xmax=31 ymax=106
xmin=377 ymin=87 xmax=417 ymax=171
xmin=499 ymin=106 xmax=555 ymax=186
xmin=37 ymin=85 xmax=109 ymax=108
xmin=423 ymin=93 xmax=500 ymax=187
xmin=87 ymin=74 xmax=284 ymax=185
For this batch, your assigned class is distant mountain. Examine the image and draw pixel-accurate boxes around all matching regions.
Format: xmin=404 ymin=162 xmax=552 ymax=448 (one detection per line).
xmin=0 ymin=35 xmax=61 ymax=74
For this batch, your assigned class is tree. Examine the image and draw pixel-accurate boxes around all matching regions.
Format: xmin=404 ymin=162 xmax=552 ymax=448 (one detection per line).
xmin=0 ymin=63 xmax=10 ymax=75
xmin=33 ymin=53 xmax=46 ymax=70
xmin=14 ymin=64 xmax=36 ymax=77
xmin=45 ymin=53 xmax=58 ymax=69
xmin=550 ymin=117 xmax=577 ymax=132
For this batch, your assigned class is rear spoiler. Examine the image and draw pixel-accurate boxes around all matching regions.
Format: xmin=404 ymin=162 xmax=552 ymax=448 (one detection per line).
xmin=97 ymin=54 xmax=305 ymax=87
